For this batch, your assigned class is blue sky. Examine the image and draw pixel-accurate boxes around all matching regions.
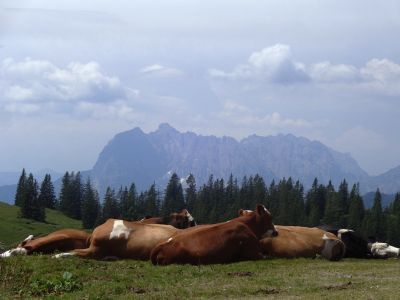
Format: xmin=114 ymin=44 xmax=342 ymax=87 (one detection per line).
xmin=1 ymin=0 xmax=399 ymax=175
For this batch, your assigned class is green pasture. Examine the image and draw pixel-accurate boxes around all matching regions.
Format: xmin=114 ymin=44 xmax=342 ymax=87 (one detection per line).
xmin=0 ymin=202 xmax=82 ymax=248
xmin=1 ymin=256 xmax=399 ymax=299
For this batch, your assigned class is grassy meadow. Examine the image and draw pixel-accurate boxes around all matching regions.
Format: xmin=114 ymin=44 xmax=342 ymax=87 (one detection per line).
xmin=1 ymin=255 xmax=400 ymax=299
xmin=1 ymin=201 xmax=400 ymax=299
xmin=0 ymin=202 xmax=82 ymax=249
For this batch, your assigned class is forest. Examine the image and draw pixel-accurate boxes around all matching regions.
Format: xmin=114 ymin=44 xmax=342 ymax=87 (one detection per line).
xmin=13 ymin=169 xmax=400 ymax=246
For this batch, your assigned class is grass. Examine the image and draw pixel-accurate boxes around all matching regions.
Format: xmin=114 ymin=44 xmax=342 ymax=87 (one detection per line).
xmin=0 ymin=202 xmax=82 ymax=248
xmin=1 ymin=201 xmax=399 ymax=299
xmin=1 ymin=256 xmax=400 ymax=299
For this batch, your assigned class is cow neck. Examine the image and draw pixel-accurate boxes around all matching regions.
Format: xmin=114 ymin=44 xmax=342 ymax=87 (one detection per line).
xmin=237 ymin=214 xmax=264 ymax=239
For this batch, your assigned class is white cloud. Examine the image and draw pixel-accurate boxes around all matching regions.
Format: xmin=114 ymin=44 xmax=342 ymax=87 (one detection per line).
xmin=308 ymin=61 xmax=360 ymax=83
xmin=210 ymin=44 xmax=400 ymax=95
xmin=1 ymin=58 xmax=124 ymax=106
xmin=140 ymin=64 xmax=183 ymax=77
xmin=209 ymin=44 xmax=309 ymax=84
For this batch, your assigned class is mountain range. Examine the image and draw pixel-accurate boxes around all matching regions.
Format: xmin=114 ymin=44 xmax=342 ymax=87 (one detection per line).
xmin=1 ymin=123 xmax=399 ymax=204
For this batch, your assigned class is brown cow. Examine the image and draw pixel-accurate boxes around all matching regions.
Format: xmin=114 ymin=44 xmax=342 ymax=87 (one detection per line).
xmin=0 ymin=229 xmax=90 ymax=258
xmin=238 ymin=210 xmax=345 ymax=261
xmin=53 ymin=219 xmax=181 ymax=260
xmin=140 ymin=209 xmax=197 ymax=228
xmin=150 ymin=204 xmax=277 ymax=265
xmin=260 ymin=225 xmax=345 ymax=261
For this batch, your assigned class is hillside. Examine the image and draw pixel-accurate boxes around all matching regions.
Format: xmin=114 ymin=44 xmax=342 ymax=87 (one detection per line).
xmin=0 ymin=202 xmax=82 ymax=249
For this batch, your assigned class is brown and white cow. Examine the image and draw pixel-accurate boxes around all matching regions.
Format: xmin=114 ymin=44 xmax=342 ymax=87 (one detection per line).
xmin=0 ymin=210 xmax=196 ymax=258
xmin=150 ymin=204 xmax=277 ymax=265
xmin=238 ymin=210 xmax=345 ymax=261
xmin=53 ymin=219 xmax=182 ymax=260
xmin=0 ymin=229 xmax=90 ymax=258
xmin=140 ymin=209 xmax=197 ymax=228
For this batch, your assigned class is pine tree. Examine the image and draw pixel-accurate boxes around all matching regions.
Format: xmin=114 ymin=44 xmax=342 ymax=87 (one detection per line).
xmin=21 ymin=173 xmax=45 ymax=222
xmin=185 ymin=174 xmax=197 ymax=212
xmin=102 ymin=187 xmax=119 ymax=220
xmin=347 ymin=183 xmax=365 ymax=231
xmin=70 ymin=172 xmax=83 ymax=219
xmin=369 ymin=188 xmax=385 ymax=239
xmin=81 ymin=178 xmax=100 ymax=229
xmin=118 ymin=186 xmax=130 ymax=220
xmin=126 ymin=183 xmax=139 ymax=220
xmin=162 ymin=173 xmax=185 ymax=215
xmin=144 ymin=183 xmax=159 ymax=217
xmin=15 ymin=168 xmax=27 ymax=207
xmin=38 ymin=174 xmax=56 ymax=209
xmin=386 ymin=193 xmax=400 ymax=246
xmin=59 ymin=172 xmax=71 ymax=214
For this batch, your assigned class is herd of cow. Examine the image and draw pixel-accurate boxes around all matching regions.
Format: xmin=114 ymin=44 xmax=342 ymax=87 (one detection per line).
xmin=1 ymin=204 xmax=399 ymax=264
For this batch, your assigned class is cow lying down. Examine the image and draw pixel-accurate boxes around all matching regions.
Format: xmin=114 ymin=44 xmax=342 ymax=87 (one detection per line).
xmin=0 ymin=229 xmax=90 ymax=258
xmin=151 ymin=204 xmax=277 ymax=265
xmin=318 ymin=226 xmax=400 ymax=259
xmin=0 ymin=209 xmax=196 ymax=259
xmin=238 ymin=210 xmax=345 ymax=261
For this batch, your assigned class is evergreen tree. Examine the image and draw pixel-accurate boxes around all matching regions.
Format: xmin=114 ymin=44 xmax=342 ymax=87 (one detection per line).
xmin=118 ymin=186 xmax=130 ymax=220
xmin=102 ymin=187 xmax=120 ymax=220
xmin=386 ymin=193 xmax=400 ymax=246
xmin=21 ymin=173 xmax=45 ymax=222
xmin=15 ymin=168 xmax=27 ymax=207
xmin=81 ymin=178 xmax=100 ymax=229
xmin=126 ymin=183 xmax=139 ymax=220
xmin=369 ymin=188 xmax=385 ymax=239
xmin=38 ymin=174 xmax=56 ymax=209
xmin=347 ymin=183 xmax=365 ymax=231
xmin=144 ymin=183 xmax=160 ymax=217
xmin=185 ymin=174 xmax=197 ymax=212
xmin=59 ymin=172 xmax=72 ymax=215
xmin=162 ymin=173 xmax=185 ymax=215
xmin=70 ymin=172 xmax=83 ymax=219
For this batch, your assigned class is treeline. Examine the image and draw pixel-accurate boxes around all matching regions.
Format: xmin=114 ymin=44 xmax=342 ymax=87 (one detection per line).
xmin=14 ymin=169 xmax=400 ymax=246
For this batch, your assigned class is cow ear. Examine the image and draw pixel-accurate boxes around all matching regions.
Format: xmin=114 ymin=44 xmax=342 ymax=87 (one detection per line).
xmin=256 ymin=204 xmax=268 ymax=215
xmin=238 ymin=209 xmax=244 ymax=216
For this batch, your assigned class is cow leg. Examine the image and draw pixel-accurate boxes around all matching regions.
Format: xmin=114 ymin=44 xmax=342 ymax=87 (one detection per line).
xmin=53 ymin=247 xmax=102 ymax=260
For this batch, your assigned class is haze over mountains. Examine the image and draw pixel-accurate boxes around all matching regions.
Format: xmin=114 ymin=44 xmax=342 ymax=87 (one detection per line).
xmin=89 ymin=123 xmax=399 ymax=195
xmin=1 ymin=124 xmax=399 ymax=204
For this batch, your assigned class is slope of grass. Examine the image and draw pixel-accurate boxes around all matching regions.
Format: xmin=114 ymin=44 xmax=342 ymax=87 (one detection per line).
xmin=0 ymin=202 xmax=82 ymax=248
xmin=1 ymin=256 xmax=399 ymax=299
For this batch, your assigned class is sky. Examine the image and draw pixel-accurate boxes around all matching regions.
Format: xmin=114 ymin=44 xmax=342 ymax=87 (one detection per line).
xmin=0 ymin=0 xmax=399 ymax=175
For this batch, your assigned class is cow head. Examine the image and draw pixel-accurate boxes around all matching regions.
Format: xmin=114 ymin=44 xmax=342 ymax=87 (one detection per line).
xmin=168 ymin=209 xmax=197 ymax=229
xmin=370 ymin=242 xmax=400 ymax=258
xmin=239 ymin=204 xmax=278 ymax=238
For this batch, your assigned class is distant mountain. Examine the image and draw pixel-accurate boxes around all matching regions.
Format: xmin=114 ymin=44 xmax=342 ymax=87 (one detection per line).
xmin=0 ymin=184 xmax=16 ymax=205
xmin=88 ymin=123 xmax=396 ymax=194
xmin=362 ymin=192 xmax=396 ymax=209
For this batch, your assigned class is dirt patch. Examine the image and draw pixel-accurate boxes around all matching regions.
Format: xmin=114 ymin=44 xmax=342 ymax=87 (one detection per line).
xmin=227 ymin=271 xmax=253 ymax=277
xmin=325 ymin=281 xmax=352 ymax=290
xmin=129 ymin=287 xmax=148 ymax=294
xmin=254 ymin=288 xmax=281 ymax=295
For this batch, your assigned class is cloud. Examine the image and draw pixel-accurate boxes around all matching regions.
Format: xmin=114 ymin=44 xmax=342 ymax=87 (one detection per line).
xmin=308 ymin=61 xmax=360 ymax=83
xmin=1 ymin=58 xmax=123 ymax=104
xmin=209 ymin=44 xmax=310 ymax=84
xmin=210 ymin=44 xmax=400 ymax=95
xmin=218 ymin=100 xmax=312 ymax=129
xmin=140 ymin=64 xmax=184 ymax=78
